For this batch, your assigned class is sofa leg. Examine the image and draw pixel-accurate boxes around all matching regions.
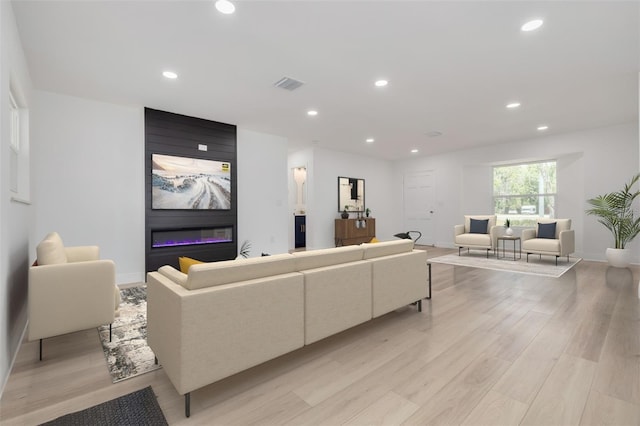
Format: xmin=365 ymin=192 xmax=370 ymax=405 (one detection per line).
xmin=486 ymin=249 xmax=489 ymax=259
xmin=109 ymin=324 xmax=112 ymax=342
xmin=526 ymin=253 xmax=529 ymax=263
xmin=185 ymin=393 xmax=191 ymax=417
xmin=154 ymin=356 xmax=158 ymax=365
xmin=39 ymin=339 xmax=43 ymax=361
xmin=458 ymin=247 xmax=462 ymax=256
xmin=426 ymin=262 xmax=432 ymax=300
xmin=417 ymin=300 xmax=422 ymax=312
xmin=556 ymin=256 xmax=558 ymax=266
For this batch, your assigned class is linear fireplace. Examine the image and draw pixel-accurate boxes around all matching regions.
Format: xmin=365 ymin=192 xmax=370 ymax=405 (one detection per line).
xmin=152 ymin=227 xmax=233 ymax=248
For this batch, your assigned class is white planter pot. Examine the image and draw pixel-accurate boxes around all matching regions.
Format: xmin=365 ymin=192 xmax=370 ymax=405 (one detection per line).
xmin=505 ymin=227 xmax=514 ymax=236
xmin=606 ymin=248 xmax=631 ymax=268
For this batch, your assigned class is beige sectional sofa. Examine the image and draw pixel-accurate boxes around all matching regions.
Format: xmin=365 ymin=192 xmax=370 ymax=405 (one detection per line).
xmin=146 ymin=239 xmax=428 ymax=417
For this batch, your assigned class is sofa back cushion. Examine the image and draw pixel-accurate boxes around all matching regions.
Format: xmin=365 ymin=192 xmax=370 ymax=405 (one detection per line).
xmin=292 ymin=245 xmax=363 ymax=271
xmin=361 ymin=239 xmax=414 ymax=259
xmin=464 ymin=215 xmax=496 ymax=233
xmin=186 ymin=253 xmax=297 ymax=290
xmin=36 ymin=232 xmax=67 ymax=265
xmin=538 ymin=218 xmax=571 ymax=238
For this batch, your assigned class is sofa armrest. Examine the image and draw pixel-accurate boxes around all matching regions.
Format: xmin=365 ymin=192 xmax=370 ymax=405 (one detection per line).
xmin=521 ymin=229 xmax=536 ymax=242
xmin=454 ymin=224 xmax=465 ymax=237
xmin=28 ymin=260 xmax=116 ymax=340
xmin=489 ymin=225 xmax=500 ymax=248
xmin=65 ymin=245 xmax=100 ymax=262
xmin=559 ymin=229 xmax=575 ymax=256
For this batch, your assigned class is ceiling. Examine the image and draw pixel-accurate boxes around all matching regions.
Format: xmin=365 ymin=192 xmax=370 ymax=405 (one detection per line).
xmin=11 ymin=1 xmax=640 ymax=161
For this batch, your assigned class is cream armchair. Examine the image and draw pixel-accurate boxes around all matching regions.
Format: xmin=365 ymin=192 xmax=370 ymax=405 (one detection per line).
xmin=454 ymin=215 xmax=499 ymax=258
xmin=29 ymin=232 xmax=120 ymax=360
xmin=521 ymin=219 xmax=575 ymax=265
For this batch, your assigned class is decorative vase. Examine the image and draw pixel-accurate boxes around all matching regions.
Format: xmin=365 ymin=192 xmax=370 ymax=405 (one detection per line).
xmin=341 ymin=210 xmax=349 ymax=219
xmin=505 ymin=227 xmax=514 ymax=236
xmin=606 ymin=247 xmax=631 ymax=268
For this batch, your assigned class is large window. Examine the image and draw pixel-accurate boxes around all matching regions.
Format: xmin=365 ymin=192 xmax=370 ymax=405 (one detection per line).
xmin=493 ymin=161 xmax=556 ymax=226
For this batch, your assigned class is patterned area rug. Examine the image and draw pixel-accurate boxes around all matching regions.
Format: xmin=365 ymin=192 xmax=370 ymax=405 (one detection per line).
xmin=430 ymin=252 xmax=582 ymax=278
xmin=98 ymin=285 xmax=161 ymax=382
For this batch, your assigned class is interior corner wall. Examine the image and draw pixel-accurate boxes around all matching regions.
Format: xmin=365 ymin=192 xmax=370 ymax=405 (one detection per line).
xmin=237 ymin=128 xmax=289 ymax=257
xmin=31 ymin=91 xmax=144 ymax=284
xmin=306 ymin=148 xmax=395 ymax=249
xmin=392 ymin=121 xmax=639 ymax=262
xmin=0 ymin=1 xmax=33 ymax=397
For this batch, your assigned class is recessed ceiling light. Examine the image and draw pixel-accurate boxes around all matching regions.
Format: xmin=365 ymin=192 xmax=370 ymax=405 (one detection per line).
xmin=162 ymin=71 xmax=178 ymax=79
xmin=366 ymin=138 xmax=374 ymax=143
xmin=411 ymin=149 xmax=419 ymax=153
xmin=521 ymin=19 xmax=543 ymax=32
xmin=307 ymin=110 xmax=318 ymax=116
xmin=537 ymin=125 xmax=549 ymax=131
xmin=215 ymin=0 xmax=235 ymax=14
xmin=506 ymin=102 xmax=521 ymax=109
xmin=374 ymin=80 xmax=388 ymax=87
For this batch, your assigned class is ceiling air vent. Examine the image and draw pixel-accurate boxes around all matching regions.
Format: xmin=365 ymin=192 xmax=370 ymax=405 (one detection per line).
xmin=274 ymin=76 xmax=304 ymax=91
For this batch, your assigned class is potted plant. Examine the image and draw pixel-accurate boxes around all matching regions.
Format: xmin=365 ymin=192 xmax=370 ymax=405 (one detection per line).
xmin=585 ymin=173 xmax=640 ymax=267
xmin=341 ymin=205 xmax=349 ymax=219
xmin=504 ymin=218 xmax=513 ymax=236
xmin=365 ymin=207 xmax=371 ymax=218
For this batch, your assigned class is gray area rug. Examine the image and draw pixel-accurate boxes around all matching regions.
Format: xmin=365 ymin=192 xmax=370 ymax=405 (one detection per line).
xmin=98 ymin=286 xmax=161 ymax=382
xmin=39 ymin=386 xmax=168 ymax=426
xmin=430 ymin=252 xmax=582 ymax=278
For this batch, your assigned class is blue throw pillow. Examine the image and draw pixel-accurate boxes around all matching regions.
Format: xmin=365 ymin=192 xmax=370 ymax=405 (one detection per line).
xmin=538 ymin=222 xmax=557 ymax=239
xmin=469 ymin=218 xmax=489 ymax=234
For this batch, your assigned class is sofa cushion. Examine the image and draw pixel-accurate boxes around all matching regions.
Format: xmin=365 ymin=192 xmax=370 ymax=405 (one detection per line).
xmin=186 ymin=253 xmax=297 ymax=290
xmin=292 ymin=245 xmax=363 ymax=271
xmin=464 ymin=215 xmax=496 ymax=233
xmin=522 ymin=238 xmax=561 ymax=253
xmin=36 ymin=232 xmax=67 ymax=265
xmin=455 ymin=233 xmax=491 ymax=246
xmin=538 ymin=218 xmax=571 ymax=238
xmin=469 ymin=218 xmax=489 ymax=234
xmin=537 ymin=222 xmax=557 ymax=239
xmin=179 ymin=256 xmax=203 ymax=274
xmin=361 ymin=239 xmax=414 ymax=259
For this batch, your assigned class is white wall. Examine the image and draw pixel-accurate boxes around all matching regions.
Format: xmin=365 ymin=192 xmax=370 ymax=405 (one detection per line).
xmin=237 ymin=129 xmax=289 ymax=257
xmin=0 ymin=1 xmax=33 ymax=396
xmin=392 ymin=122 xmax=639 ymax=261
xmin=301 ymin=148 xmax=396 ymax=249
xmin=31 ymin=91 xmax=144 ymax=284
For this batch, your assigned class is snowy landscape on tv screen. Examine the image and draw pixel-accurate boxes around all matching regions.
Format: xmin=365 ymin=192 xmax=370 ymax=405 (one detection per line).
xmin=152 ymin=154 xmax=231 ymax=210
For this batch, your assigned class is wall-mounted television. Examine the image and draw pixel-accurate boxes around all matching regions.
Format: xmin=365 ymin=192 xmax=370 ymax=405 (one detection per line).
xmin=152 ymin=153 xmax=231 ymax=210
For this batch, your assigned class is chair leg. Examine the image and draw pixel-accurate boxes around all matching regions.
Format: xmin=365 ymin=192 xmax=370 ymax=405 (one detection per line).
xmin=39 ymin=339 xmax=43 ymax=361
xmin=417 ymin=300 xmax=422 ymax=312
xmin=109 ymin=323 xmax=112 ymax=342
xmin=526 ymin=253 xmax=529 ymax=263
xmin=556 ymin=256 xmax=558 ymax=266
xmin=185 ymin=393 xmax=191 ymax=417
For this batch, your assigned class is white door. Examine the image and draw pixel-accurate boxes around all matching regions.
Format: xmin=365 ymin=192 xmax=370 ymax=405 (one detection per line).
xmin=403 ymin=171 xmax=435 ymax=245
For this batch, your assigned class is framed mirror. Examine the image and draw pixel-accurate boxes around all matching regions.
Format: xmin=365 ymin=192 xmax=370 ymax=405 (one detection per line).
xmin=338 ymin=176 xmax=365 ymax=212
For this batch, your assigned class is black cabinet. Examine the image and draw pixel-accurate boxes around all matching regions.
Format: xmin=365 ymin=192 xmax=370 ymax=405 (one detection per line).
xmin=295 ymin=215 xmax=306 ymax=248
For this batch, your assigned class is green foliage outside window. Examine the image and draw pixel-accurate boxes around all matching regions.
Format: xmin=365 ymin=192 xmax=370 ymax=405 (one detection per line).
xmin=493 ymin=161 xmax=557 ymax=226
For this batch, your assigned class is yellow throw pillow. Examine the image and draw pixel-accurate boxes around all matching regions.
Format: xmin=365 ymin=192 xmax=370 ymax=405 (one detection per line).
xmin=178 ymin=256 xmax=203 ymax=274
xmin=370 ymin=237 xmax=380 ymax=243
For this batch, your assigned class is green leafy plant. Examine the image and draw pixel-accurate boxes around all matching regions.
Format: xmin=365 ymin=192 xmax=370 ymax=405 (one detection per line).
xmin=585 ymin=173 xmax=640 ymax=249
xmin=504 ymin=218 xmax=511 ymax=228
xmin=365 ymin=207 xmax=371 ymax=217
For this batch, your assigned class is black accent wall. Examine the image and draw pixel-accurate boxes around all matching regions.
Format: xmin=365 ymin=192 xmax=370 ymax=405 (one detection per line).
xmin=145 ymin=108 xmax=237 ymax=272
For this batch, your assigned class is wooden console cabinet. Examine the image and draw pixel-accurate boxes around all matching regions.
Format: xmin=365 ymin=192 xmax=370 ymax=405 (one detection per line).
xmin=334 ymin=218 xmax=376 ymax=246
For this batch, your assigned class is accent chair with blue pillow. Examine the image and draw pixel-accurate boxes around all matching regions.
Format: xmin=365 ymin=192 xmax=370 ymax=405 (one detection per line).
xmin=521 ymin=218 xmax=575 ymax=265
xmin=454 ymin=215 xmax=498 ymax=258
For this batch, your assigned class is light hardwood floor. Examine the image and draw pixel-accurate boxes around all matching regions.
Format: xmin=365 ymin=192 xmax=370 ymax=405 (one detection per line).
xmin=2 ymin=247 xmax=640 ymax=425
